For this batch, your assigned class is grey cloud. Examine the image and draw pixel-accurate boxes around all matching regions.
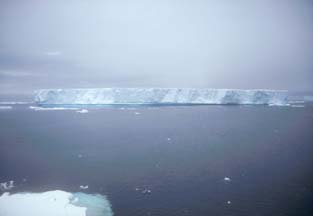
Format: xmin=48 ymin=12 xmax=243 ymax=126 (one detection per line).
xmin=0 ymin=0 xmax=312 ymax=95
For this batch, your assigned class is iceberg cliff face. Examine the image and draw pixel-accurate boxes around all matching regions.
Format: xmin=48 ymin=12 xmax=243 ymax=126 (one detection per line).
xmin=34 ymin=88 xmax=288 ymax=106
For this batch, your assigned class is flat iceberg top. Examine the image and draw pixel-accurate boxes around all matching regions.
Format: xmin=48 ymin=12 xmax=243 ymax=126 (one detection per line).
xmin=34 ymin=88 xmax=288 ymax=106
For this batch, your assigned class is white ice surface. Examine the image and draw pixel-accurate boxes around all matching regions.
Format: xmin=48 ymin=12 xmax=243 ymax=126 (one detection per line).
xmin=34 ymin=88 xmax=288 ymax=106
xmin=0 ymin=190 xmax=113 ymax=216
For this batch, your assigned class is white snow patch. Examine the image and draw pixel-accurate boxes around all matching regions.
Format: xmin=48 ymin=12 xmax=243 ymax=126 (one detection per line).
xmin=134 ymin=112 xmax=140 ymax=115
xmin=0 ymin=190 xmax=113 ymax=216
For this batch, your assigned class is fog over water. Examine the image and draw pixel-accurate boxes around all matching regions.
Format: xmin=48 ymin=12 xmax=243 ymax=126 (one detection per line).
xmin=0 ymin=0 xmax=313 ymax=94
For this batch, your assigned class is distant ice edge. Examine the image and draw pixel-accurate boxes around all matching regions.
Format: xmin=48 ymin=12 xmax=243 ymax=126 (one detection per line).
xmin=34 ymin=88 xmax=288 ymax=106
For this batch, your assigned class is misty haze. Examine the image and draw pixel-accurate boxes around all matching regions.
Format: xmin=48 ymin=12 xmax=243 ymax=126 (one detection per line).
xmin=0 ymin=1 xmax=313 ymax=216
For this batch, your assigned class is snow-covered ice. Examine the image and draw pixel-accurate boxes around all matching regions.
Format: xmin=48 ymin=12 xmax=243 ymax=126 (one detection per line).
xmin=34 ymin=88 xmax=288 ymax=106
xmin=0 ymin=190 xmax=113 ymax=216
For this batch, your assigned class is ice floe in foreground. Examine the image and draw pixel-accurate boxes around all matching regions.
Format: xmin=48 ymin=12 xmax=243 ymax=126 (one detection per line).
xmin=0 ymin=190 xmax=113 ymax=216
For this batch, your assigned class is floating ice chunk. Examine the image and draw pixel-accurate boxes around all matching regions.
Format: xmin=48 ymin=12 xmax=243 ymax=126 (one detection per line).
xmin=227 ymin=201 xmax=231 ymax=204
xmin=167 ymin=138 xmax=171 ymax=141
xmin=29 ymin=106 xmax=78 ymax=111
xmin=0 ymin=106 xmax=12 ymax=110
xmin=80 ymin=185 xmax=89 ymax=190
xmin=77 ymin=109 xmax=89 ymax=113
xmin=0 ymin=181 xmax=14 ymax=191
xmin=223 ymin=177 xmax=231 ymax=181
xmin=34 ymin=88 xmax=288 ymax=106
xmin=0 ymin=190 xmax=113 ymax=216
xmin=141 ymin=189 xmax=151 ymax=194
xmin=134 ymin=187 xmax=151 ymax=194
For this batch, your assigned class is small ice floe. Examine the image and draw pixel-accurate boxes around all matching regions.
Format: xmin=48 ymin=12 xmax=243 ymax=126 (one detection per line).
xmin=289 ymin=100 xmax=305 ymax=104
xmin=0 ymin=181 xmax=14 ymax=191
xmin=79 ymin=185 xmax=89 ymax=190
xmin=227 ymin=201 xmax=231 ymax=205
xmin=223 ymin=177 xmax=231 ymax=181
xmin=78 ymin=154 xmax=83 ymax=158
xmin=167 ymin=137 xmax=171 ymax=141
xmin=29 ymin=106 xmax=78 ymax=111
xmin=0 ymin=106 xmax=12 ymax=110
xmin=141 ymin=189 xmax=151 ymax=194
xmin=134 ymin=187 xmax=151 ymax=194
xmin=291 ymin=105 xmax=305 ymax=108
xmin=134 ymin=112 xmax=140 ymax=115
xmin=77 ymin=109 xmax=88 ymax=113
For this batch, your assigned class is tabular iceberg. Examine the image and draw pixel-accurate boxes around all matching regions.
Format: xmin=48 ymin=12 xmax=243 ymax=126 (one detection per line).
xmin=34 ymin=88 xmax=288 ymax=106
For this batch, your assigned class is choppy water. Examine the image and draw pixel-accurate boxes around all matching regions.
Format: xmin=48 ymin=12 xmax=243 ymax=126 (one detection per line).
xmin=0 ymin=102 xmax=313 ymax=215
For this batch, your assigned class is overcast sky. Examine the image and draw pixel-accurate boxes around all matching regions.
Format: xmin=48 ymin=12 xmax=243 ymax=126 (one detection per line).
xmin=0 ymin=0 xmax=312 ymax=94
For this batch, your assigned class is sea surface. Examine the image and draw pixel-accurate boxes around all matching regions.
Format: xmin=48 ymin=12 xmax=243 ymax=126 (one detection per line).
xmin=0 ymin=98 xmax=313 ymax=215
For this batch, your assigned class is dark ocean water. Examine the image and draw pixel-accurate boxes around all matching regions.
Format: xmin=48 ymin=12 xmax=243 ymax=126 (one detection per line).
xmin=0 ymin=103 xmax=313 ymax=215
